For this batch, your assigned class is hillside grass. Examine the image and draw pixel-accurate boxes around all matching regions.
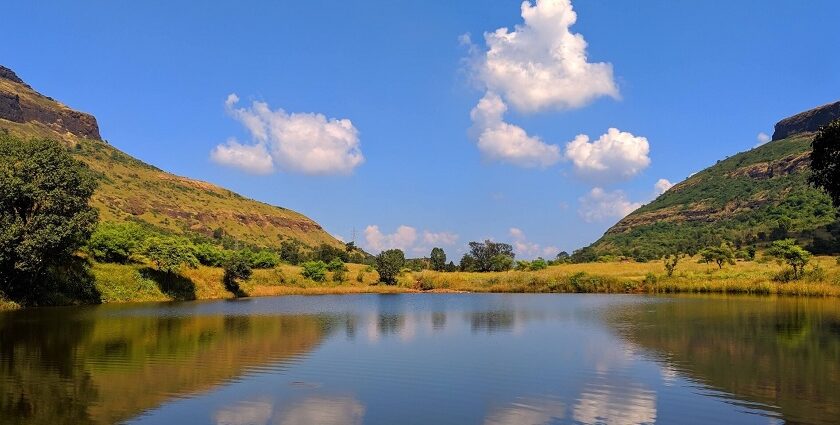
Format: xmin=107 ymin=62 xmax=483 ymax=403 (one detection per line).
xmin=3 ymin=256 xmax=831 ymax=309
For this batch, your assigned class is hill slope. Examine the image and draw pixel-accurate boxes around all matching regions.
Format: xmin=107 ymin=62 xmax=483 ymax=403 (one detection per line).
xmin=582 ymin=102 xmax=840 ymax=260
xmin=0 ymin=65 xmax=342 ymax=249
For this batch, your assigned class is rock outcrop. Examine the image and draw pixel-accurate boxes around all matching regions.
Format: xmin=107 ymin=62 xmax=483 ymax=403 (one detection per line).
xmin=772 ymin=100 xmax=840 ymax=141
xmin=0 ymin=65 xmax=100 ymax=139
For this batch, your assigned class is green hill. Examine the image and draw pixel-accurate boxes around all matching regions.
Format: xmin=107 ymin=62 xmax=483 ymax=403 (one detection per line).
xmin=0 ymin=65 xmax=342 ymax=250
xmin=581 ymin=101 xmax=840 ymax=261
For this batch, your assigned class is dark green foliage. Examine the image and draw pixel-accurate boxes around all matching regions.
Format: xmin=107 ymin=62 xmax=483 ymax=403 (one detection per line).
xmin=326 ymin=258 xmax=347 ymax=272
xmin=460 ymin=240 xmax=515 ymax=272
xmin=809 ymin=119 xmax=840 ymax=208
xmin=699 ymin=243 xmax=736 ymax=269
xmin=766 ymin=239 xmax=812 ymax=279
xmin=663 ymin=254 xmax=683 ymax=277
xmin=375 ymin=249 xmax=405 ymax=284
xmin=530 ymin=257 xmax=548 ymax=270
xmin=223 ymin=251 xmax=252 ymax=296
xmin=88 ymin=222 xmax=145 ymax=263
xmin=193 ymin=243 xmax=228 ymax=267
xmin=332 ymin=268 xmax=346 ymax=283
xmin=312 ymin=243 xmax=349 ymax=263
xmin=279 ymin=240 xmax=303 ymax=265
xmin=143 ymin=236 xmax=198 ymax=274
xmin=430 ymin=247 xmax=446 ymax=271
xmin=301 ymin=260 xmax=328 ymax=282
xmin=554 ymin=251 xmax=571 ymax=264
xmin=444 ymin=261 xmax=458 ymax=272
xmin=0 ymin=137 xmax=98 ymax=302
xmin=249 ymin=250 xmax=280 ymax=269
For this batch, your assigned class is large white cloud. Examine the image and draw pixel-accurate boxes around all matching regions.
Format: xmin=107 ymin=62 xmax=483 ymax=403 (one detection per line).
xmin=565 ymin=128 xmax=650 ymax=183
xmin=211 ymin=94 xmax=364 ymax=175
xmin=470 ymin=0 xmax=618 ymax=113
xmin=578 ymin=187 xmax=642 ymax=223
xmin=364 ymin=225 xmax=458 ymax=255
xmin=470 ymin=92 xmax=561 ymax=168
xmin=509 ymin=227 xmax=559 ymax=258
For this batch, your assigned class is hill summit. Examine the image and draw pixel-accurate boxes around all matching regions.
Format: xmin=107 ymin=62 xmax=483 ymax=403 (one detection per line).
xmin=0 ymin=65 xmax=343 ymax=249
xmin=580 ymin=101 xmax=839 ymax=261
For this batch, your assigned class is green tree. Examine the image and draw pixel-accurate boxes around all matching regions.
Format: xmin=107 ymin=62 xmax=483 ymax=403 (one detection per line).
xmin=375 ymin=249 xmax=405 ymax=284
xmin=326 ymin=258 xmax=347 ymax=272
xmin=0 ymin=137 xmax=98 ymax=301
xmin=461 ymin=240 xmax=515 ymax=272
xmin=698 ymin=243 xmax=735 ymax=269
xmin=663 ymin=253 xmax=684 ymax=277
xmin=143 ymin=236 xmax=198 ymax=274
xmin=430 ymin=247 xmax=446 ymax=271
xmin=279 ymin=240 xmax=303 ymax=265
xmin=530 ymin=257 xmax=548 ymax=271
xmin=301 ymin=260 xmax=328 ymax=282
xmin=555 ymin=251 xmax=571 ymax=264
xmin=249 ymin=250 xmax=280 ymax=269
xmin=88 ymin=222 xmax=146 ymax=263
xmin=193 ymin=243 xmax=228 ymax=267
xmin=312 ymin=243 xmax=349 ymax=263
xmin=766 ymin=239 xmax=812 ymax=279
xmin=489 ymin=254 xmax=514 ymax=271
xmin=808 ymin=118 xmax=840 ymax=208
xmin=223 ymin=251 xmax=252 ymax=295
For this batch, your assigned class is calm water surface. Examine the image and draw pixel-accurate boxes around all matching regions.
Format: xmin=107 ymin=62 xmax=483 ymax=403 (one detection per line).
xmin=1 ymin=294 xmax=838 ymax=425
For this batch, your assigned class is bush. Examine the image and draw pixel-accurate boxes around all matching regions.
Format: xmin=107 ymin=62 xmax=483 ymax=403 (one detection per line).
xmin=489 ymin=254 xmax=514 ymax=272
xmin=765 ymin=239 xmax=811 ymax=280
xmin=376 ymin=249 xmax=405 ymax=284
xmin=326 ymin=258 xmax=347 ymax=272
xmin=143 ymin=237 xmax=198 ymax=274
xmin=332 ymin=268 xmax=346 ymax=283
xmin=356 ymin=270 xmax=365 ymax=283
xmin=279 ymin=240 xmax=303 ymax=265
xmin=194 ymin=243 xmax=228 ymax=267
xmin=301 ymin=260 xmax=328 ymax=282
xmin=515 ymin=260 xmax=531 ymax=271
xmin=223 ymin=252 xmax=252 ymax=295
xmin=88 ymin=222 xmax=146 ymax=263
xmin=530 ymin=257 xmax=548 ymax=271
xmin=250 ymin=250 xmax=280 ymax=269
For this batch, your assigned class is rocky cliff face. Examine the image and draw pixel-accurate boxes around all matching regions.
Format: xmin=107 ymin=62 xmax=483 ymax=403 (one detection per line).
xmin=0 ymin=65 xmax=100 ymax=139
xmin=772 ymin=101 xmax=840 ymax=141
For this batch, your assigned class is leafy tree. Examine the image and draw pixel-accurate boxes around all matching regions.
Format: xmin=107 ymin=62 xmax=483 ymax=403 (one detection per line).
xmin=809 ymin=118 xmax=840 ymax=208
xmin=430 ymin=247 xmax=446 ymax=271
xmin=249 ymin=250 xmax=280 ymax=269
xmin=279 ymin=240 xmax=303 ymax=265
xmin=193 ymin=243 xmax=228 ymax=267
xmin=0 ymin=137 xmax=98 ymax=301
xmin=555 ymin=251 xmax=571 ymax=264
xmin=301 ymin=260 xmax=328 ymax=282
xmin=223 ymin=251 xmax=252 ymax=295
xmin=143 ymin=236 xmax=198 ymax=274
xmin=530 ymin=257 xmax=548 ymax=270
xmin=312 ymin=243 xmax=349 ymax=263
xmin=766 ymin=239 xmax=812 ymax=279
xmin=663 ymin=253 xmax=684 ymax=277
xmin=375 ymin=249 xmax=405 ymax=284
xmin=461 ymin=240 xmax=515 ymax=272
xmin=326 ymin=258 xmax=347 ymax=272
xmin=444 ymin=261 xmax=458 ymax=272
xmin=515 ymin=260 xmax=531 ymax=271
xmin=698 ymin=243 xmax=736 ymax=269
xmin=332 ymin=267 xmax=346 ymax=282
xmin=88 ymin=222 xmax=145 ymax=263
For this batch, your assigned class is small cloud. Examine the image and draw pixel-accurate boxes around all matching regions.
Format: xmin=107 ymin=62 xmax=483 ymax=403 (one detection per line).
xmin=509 ymin=227 xmax=557 ymax=259
xmin=565 ymin=128 xmax=651 ymax=183
xmin=653 ymin=178 xmax=674 ymax=196
xmin=423 ymin=231 xmax=459 ymax=246
xmin=578 ymin=187 xmax=642 ymax=223
xmin=212 ymin=94 xmax=364 ymax=175
xmin=364 ymin=225 xmax=458 ymax=254
xmin=755 ymin=132 xmax=771 ymax=148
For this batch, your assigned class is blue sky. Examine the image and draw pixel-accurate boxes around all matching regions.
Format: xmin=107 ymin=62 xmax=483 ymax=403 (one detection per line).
xmin=3 ymin=0 xmax=839 ymax=258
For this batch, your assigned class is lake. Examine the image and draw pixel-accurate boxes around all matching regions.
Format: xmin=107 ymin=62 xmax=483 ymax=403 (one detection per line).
xmin=1 ymin=294 xmax=838 ymax=425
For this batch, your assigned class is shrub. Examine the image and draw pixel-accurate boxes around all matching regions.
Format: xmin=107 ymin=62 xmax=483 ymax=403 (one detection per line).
xmin=279 ymin=240 xmax=303 ymax=265
xmin=375 ymin=249 xmax=405 ymax=284
xmin=301 ymin=260 xmax=328 ymax=282
xmin=530 ymin=257 xmax=548 ymax=271
xmin=223 ymin=251 xmax=252 ymax=295
xmin=88 ymin=222 xmax=146 ymax=263
xmin=515 ymin=260 xmax=531 ymax=271
xmin=332 ymin=268 xmax=346 ymax=282
xmin=662 ymin=254 xmax=683 ymax=277
xmin=250 ymin=250 xmax=280 ymax=269
xmin=193 ymin=243 xmax=228 ymax=267
xmin=489 ymin=254 xmax=514 ymax=272
xmin=143 ymin=237 xmax=198 ymax=274
xmin=356 ymin=270 xmax=365 ymax=283
xmin=765 ymin=239 xmax=811 ymax=279
xmin=326 ymin=258 xmax=347 ymax=272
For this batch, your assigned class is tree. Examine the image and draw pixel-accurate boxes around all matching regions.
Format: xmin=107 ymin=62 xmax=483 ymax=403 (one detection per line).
xmin=663 ymin=253 xmax=684 ymax=277
xmin=698 ymin=243 xmax=735 ymax=269
xmin=530 ymin=257 xmax=548 ymax=271
xmin=555 ymin=251 xmax=571 ymax=264
xmin=223 ymin=251 xmax=252 ymax=295
xmin=279 ymin=240 xmax=303 ymax=265
xmin=88 ymin=222 xmax=146 ymax=263
xmin=143 ymin=237 xmax=198 ymax=274
xmin=375 ymin=249 xmax=405 ymax=284
xmin=312 ymin=243 xmax=349 ymax=263
xmin=249 ymin=250 xmax=280 ymax=269
xmin=809 ymin=118 xmax=840 ymax=209
xmin=301 ymin=260 xmax=328 ymax=282
xmin=0 ymin=137 xmax=98 ymax=301
xmin=430 ymin=247 xmax=446 ymax=271
xmin=193 ymin=243 xmax=228 ymax=267
xmin=326 ymin=258 xmax=347 ymax=272
xmin=461 ymin=240 xmax=515 ymax=272
xmin=766 ymin=239 xmax=812 ymax=279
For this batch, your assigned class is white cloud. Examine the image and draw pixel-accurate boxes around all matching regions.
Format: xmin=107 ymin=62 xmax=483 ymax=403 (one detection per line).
xmin=211 ymin=94 xmax=364 ymax=175
xmin=210 ymin=138 xmax=274 ymax=174
xmin=654 ymin=178 xmax=674 ymax=195
xmin=572 ymin=386 xmax=656 ymax=425
xmin=578 ymin=187 xmax=642 ymax=223
xmin=509 ymin=227 xmax=559 ymax=258
xmin=364 ymin=225 xmax=458 ymax=254
xmin=564 ymin=128 xmax=651 ymax=183
xmin=469 ymin=0 xmax=618 ymax=113
xmin=470 ymin=92 xmax=561 ymax=168
xmin=755 ymin=131 xmax=771 ymax=148
xmin=276 ymin=397 xmax=365 ymax=425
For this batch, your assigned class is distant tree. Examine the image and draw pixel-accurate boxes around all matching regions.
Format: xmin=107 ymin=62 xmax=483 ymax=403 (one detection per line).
xmin=430 ymin=247 xmax=446 ymax=271
xmin=747 ymin=245 xmax=757 ymax=261
xmin=301 ymin=260 xmax=328 ymax=282
xmin=662 ymin=253 xmax=684 ymax=277
xmin=143 ymin=236 xmax=198 ymax=274
xmin=88 ymin=222 xmax=146 ymax=263
xmin=0 ymin=137 xmax=98 ymax=301
xmin=249 ymin=250 xmax=280 ymax=269
xmin=444 ymin=261 xmax=458 ymax=272
xmin=223 ymin=251 xmax=252 ymax=295
xmin=530 ymin=257 xmax=548 ymax=271
xmin=332 ymin=267 xmax=346 ymax=282
xmin=212 ymin=227 xmax=225 ymax=240
xmin=766 ymin=239 xmax=812 ymax=279
xmin=515 ymin=260 xmax=531 ymax=271
xmin=313 ymin=243 xmax=349 ymax=263
xmin=345 ymin=241 xmax=356 ymax=252
xmin=459 ymin=254 xmax=477 ymax=272
xmin=279 ymin=240 xmax=303 ymax=265
xmin=461 ymin=240 xmax=515 ymax=272
xmin=375 ymin=249 xmax=405 ymax=284
xmin=698 ymin=243 xmax=735 ymax=269
xmin=555 ymin=251 xmax=571 ymax=264
xmin=193 ymin=243 xmax=228 ymax=267
xmin=809 ymin=119 xmax=840 ymax=209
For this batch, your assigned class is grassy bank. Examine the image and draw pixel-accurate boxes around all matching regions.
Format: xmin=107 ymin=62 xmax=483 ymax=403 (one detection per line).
xmin=3 ymin=256 xmax=840 ymax=310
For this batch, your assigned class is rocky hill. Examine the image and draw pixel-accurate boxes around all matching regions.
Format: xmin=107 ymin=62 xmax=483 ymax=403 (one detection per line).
xmin=581 ymin=102 xmax=840 ymax=260
xmin=0 ymin=65 xmax=342 ymax=249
